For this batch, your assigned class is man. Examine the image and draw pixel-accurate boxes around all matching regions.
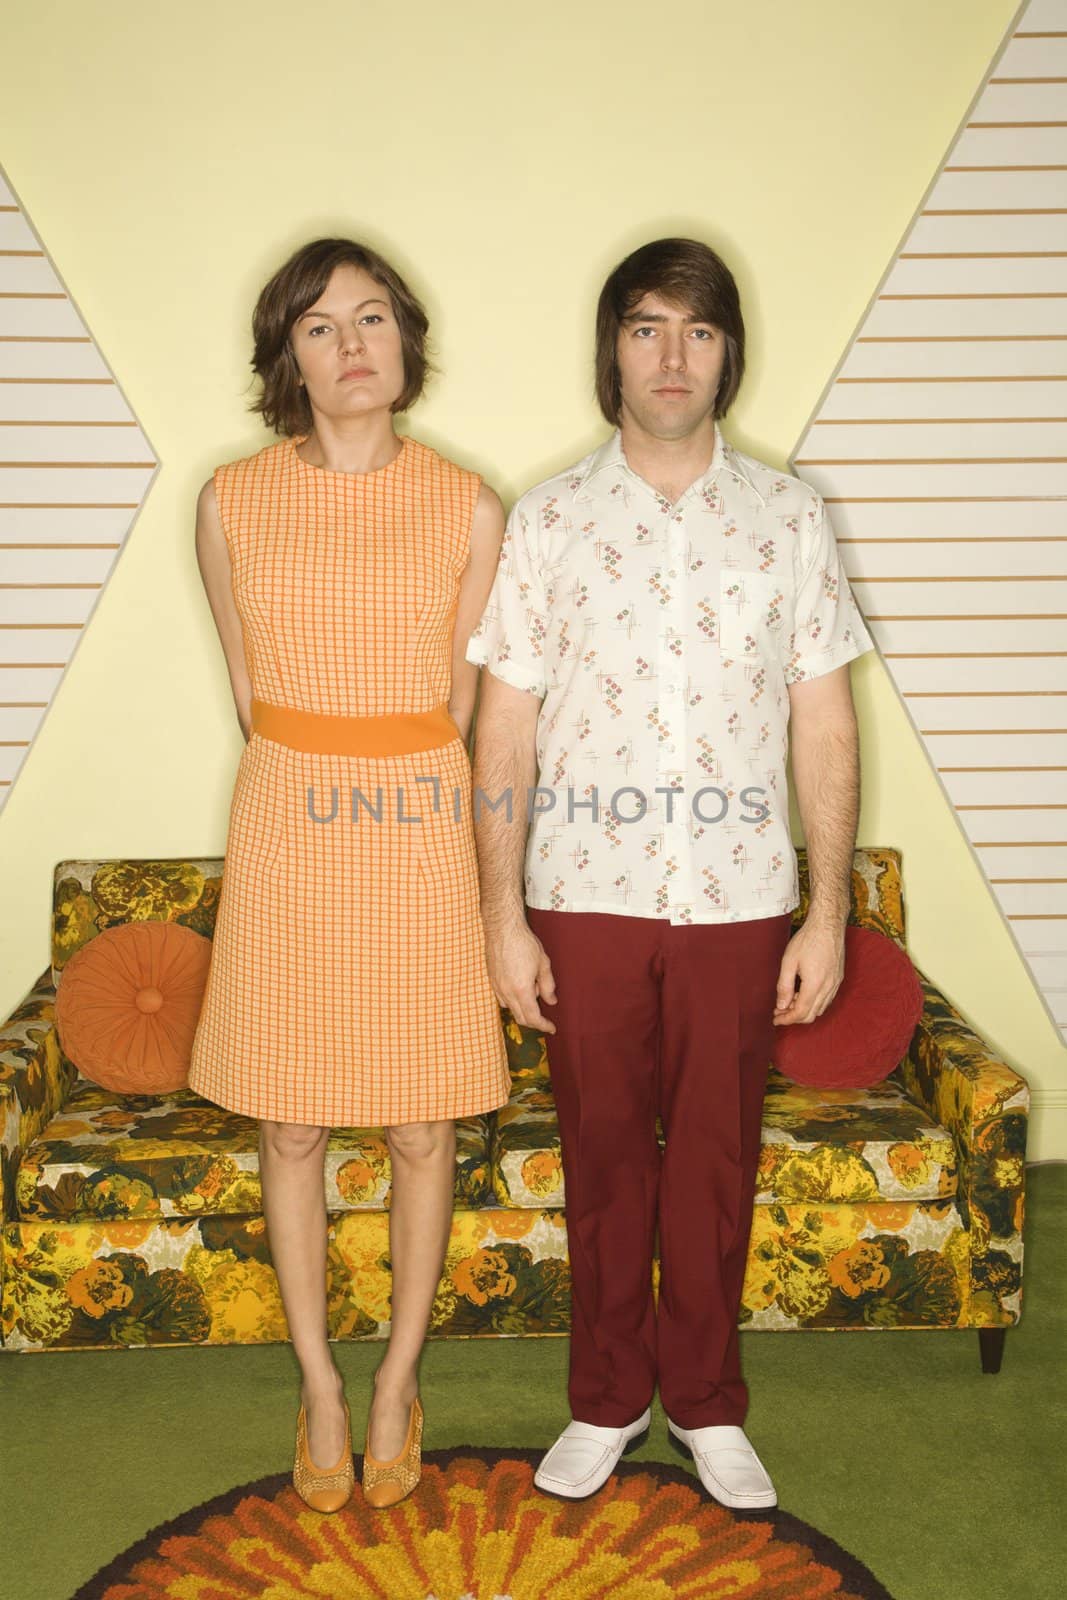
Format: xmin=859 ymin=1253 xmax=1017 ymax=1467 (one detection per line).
xmin=464 ymin=237 xmax=875 ymax=1509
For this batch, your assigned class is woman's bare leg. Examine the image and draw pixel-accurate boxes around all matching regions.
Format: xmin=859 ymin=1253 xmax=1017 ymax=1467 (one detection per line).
xmin=259 ymin=1119 xmax=347 ymax=1468
xmin=368 ymin=1117 xmax=456 ymax=1459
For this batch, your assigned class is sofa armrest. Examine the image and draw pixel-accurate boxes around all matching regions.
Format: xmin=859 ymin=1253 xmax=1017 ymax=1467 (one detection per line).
xmin=0 ymin=967 xmax=71 ymax=1236
xmin=893 ymin=969 xmax=1029 ymax=1328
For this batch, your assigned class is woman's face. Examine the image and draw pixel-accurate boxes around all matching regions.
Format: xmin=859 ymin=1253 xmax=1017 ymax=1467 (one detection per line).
xmin=288 ymin=263 xmax=405 ymax=422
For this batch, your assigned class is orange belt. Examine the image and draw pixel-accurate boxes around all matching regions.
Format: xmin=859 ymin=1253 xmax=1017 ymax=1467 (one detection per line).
xmin=250 ymin=697 xmax=460 ymax=756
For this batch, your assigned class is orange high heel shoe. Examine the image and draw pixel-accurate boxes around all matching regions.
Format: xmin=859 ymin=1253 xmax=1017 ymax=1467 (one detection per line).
xmin=362 ymin=1394 xmax=424 ymax=1508
xmin=293 ymin=1398 xmax=355 ymax=1512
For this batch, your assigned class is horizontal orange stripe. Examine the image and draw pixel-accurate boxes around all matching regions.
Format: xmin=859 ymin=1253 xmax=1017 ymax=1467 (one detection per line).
xmin=798 ymin=455 xmax=1067 ymax=463
xmin=251 ymin=697 xmax=460 ymax=757
xmin=900 ymin=250 xmax=1067 ymax=257
xmin=840 ymin=538 xmax=1067 ymax=543
xmin=870 ymin=611 xmax=1062 ymax=617
xmin=854 ymin=575 xmax=1067 ymax=581
xmin=836 ymin=375 xmax=1067 ymax=382
xmin=856 ymin=335 xmax=1067 ymax=342
xmin=882 ymin=292 xmax=1067 ymax=298
xmin=0 ymin=420 xmax=137 ymax=427
xmin=923 ymin=207 xmax=1067 ymax=214
xmin=905 ymin=690 xmax=1067 ymax=696
xmin=813 ymin=417 xmax=1067 ymax=423
xmin=0 ymin=502 xmax=138 ymax=508
xmin=824 ymin=496 xmax=1063 ymax=502
xmin=884 ymin=650 xmax=1065 ymax=656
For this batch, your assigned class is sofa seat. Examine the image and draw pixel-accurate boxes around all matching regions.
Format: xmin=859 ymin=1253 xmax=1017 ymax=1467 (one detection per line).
xmin=15 ymin=1075 xmax=492 ymax=1221
xmin=1 ymin=847 xmax=1028 ymax=1355
xmin=490 ymin=1069 xmax=958 ymax=1209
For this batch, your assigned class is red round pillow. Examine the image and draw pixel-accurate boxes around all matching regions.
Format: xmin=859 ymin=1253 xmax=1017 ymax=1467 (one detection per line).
xmin=55 ymin=921 xmax=213 ymax=1094
xmin=773 ymin=923 xmax=923 ymax=1089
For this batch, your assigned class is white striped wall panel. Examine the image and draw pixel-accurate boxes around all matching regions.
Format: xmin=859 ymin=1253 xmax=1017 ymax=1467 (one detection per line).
xmin=0 ymin=163 xmax=158 ymax=811
xmin=792 ymin=0 xmax=1067 ymax=1043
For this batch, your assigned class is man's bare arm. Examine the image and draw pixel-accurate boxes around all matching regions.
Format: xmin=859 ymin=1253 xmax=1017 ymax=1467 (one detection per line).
xmin=470 ymin=670 xmax=558 ymax=1031
xmin=788 ymin=663 xmax=861 ymax=927
xmin=775 ymin=663 xmax=862 ymax=1024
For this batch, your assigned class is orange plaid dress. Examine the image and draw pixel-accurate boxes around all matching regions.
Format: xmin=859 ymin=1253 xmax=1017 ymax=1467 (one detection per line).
xmin=187 ymin=434 xmax=511 ymax=1127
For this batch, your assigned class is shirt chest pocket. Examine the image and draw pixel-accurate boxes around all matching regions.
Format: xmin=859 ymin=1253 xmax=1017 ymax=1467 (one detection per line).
xmin=718 ymin=570 xmax=789 ymax=662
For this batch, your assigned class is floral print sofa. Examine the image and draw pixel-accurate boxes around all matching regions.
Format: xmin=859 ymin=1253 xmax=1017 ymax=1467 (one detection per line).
xmin=0 ymin=848 xmax=1027 ymax=1366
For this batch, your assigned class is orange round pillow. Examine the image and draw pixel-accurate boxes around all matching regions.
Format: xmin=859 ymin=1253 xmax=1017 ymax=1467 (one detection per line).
xmin=56 ymin=921 xmax=213 ymax=1094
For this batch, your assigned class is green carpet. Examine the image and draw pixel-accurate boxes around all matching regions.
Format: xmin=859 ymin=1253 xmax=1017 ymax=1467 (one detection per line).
xmin=4 ymin=1163 xmax=1064 ymax=1600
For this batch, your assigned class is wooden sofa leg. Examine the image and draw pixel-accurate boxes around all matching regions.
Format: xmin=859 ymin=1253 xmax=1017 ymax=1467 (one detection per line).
xmin=979 ymin=1328 xmax=1006 ymax=1374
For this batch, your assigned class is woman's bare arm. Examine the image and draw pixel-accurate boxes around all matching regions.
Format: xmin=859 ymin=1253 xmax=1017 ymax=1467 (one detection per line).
xmin=194 ymin=476 xmax=252 ymax=740
xmin=448 ymin=481 xmax=506 ymax=747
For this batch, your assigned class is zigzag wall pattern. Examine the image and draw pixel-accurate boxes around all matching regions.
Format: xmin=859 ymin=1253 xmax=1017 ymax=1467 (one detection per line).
xmin=791 ymin=0 xmax=1067 ymax=1042
xmin=0 ymin=164 xmax=157 ymax=812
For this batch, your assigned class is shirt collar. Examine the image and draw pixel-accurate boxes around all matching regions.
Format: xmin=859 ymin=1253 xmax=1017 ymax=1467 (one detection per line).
xmin=572 ymin=423 xmax=767 ymax=508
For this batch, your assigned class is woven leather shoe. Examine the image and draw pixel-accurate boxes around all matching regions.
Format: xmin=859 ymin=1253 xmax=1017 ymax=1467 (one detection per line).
xmin=534 ymin=1408 xmax=651 ymax=1500
xmin=293 ymin=1399 xmax=355 ymax=1513
xmin=667 ymin=1419 xmax=777 ymax=1509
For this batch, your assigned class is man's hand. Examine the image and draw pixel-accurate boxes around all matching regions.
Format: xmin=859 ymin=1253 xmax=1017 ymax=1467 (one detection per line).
xmin=486 ymin=915 xmax=558 ymax=1034
xmin=773 ymin=917 xmax=846 ymax=1026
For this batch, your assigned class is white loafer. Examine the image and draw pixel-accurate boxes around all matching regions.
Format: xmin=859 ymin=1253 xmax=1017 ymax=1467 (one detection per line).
xmin=666 ymin=1419 xmax=777 ymax=1510
xmin=534 ymin=1408 xmax=652 ymax=1500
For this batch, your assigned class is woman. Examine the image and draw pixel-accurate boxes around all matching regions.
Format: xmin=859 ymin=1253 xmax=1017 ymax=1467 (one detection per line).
xmin=187 ymin=237 xmax=511 ymax=1512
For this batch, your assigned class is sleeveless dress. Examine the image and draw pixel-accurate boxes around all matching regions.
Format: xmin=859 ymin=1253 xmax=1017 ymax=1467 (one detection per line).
xmin=187 ymin=433 xmax=511 ymax=1127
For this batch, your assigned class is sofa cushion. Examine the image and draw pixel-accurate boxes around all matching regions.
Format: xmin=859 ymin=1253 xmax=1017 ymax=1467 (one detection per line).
xmin=490 ymin=1069 xmax=957 ymax=1209
xmin=55 ymin=921 xmax=212 ymax=1094
xmin=15 ymin=1078 xmax=492 ymax=1220
xmin=491 ymin=1085 xmax=565 ymax=1207
xmin=758 ymin=1071 xmax=958 ymax=1203
xmin=773 ymin=925 xmax=924 ymax=1089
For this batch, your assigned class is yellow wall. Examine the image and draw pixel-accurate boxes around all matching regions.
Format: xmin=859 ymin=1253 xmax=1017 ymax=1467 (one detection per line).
xmin=2 ymin=0 xmax=1062 ymax=1156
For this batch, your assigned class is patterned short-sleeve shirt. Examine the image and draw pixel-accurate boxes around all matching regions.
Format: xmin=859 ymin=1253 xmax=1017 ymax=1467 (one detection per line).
xmin=465 ymin=425 xmax=876 ymax=924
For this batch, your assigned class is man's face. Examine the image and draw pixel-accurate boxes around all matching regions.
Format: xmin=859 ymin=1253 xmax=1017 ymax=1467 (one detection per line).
xmin=615 ymin=291 xmax=726 ymax=440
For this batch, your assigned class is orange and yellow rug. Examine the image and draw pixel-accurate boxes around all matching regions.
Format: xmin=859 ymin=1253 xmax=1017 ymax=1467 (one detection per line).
xmin=69 ymin=1448 xmax=894 ymax=1599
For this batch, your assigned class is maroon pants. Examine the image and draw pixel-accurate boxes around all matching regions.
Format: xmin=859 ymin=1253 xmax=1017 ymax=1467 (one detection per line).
xmin=524 ymin=906 xmax=794 ymax=1430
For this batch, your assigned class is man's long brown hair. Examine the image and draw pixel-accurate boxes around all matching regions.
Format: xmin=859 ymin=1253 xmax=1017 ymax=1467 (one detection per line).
xmin=594 ymin=238 xmax=746 ymax=425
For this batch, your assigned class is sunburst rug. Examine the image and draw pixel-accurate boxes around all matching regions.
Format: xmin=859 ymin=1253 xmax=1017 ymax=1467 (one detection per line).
xmin=68 ymin=1447 xmax=894 ymax=1599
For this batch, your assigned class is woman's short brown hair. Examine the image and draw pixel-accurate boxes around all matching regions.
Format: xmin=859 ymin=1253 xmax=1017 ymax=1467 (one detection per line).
xmin=594 ymin=237 xmax=746 ymax=425
xmin=250 ymin=237 xmax=431 ymax=435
